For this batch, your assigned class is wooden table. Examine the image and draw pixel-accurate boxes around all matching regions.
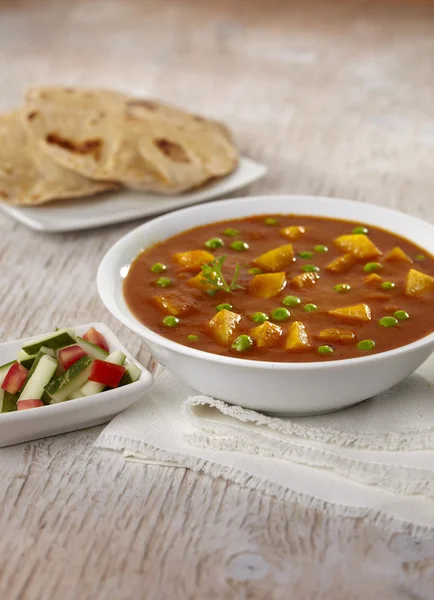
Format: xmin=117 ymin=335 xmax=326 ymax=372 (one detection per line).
xmin=1 ymin=1 xmax=434 ymax=597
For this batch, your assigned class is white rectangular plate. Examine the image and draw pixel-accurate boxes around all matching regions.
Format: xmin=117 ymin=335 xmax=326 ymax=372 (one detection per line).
xmin=0 ymin=322 xmax=153 ymax=447
xmin=0 ymin=157 xmax=266 ymax=233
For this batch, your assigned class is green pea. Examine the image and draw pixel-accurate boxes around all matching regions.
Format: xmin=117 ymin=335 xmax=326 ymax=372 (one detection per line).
xmin=357 ymin=339 xmax=376 ymax=351
xmin=248 ymin=267 xmax=262 ymax=275
xmin=318 ymin=345 xmax=333 ymax=355
xmin=381 ymin=281 xmax=396 ymax=290
xmin=264 ymin=217 xmax=279 ymax=226
xmin=314 ymin=245 xmax=328 ymax=253
xmin=156 ymin=276 xmax=172 ymax=288
xmin=415 ymin=254 xmax=426 ymax=261
xmin=282 ymin=295 xmax=301 ymax=307
xmin=353 ymin=226 xmax=368 ymax=234
xmin=163 ymin=315 xmax=179 ymax=327
xmin=394 ymin=310 xmax=409 ymax=321
xmin=301 ymin=264 xmax=320 ymax=273
xmin=231 ymin=240 xmax=249 ymax=252
xmin=223 ymin=228 xmax=240 ymax=237
xmin=216 ymin=303 xmax=232 ymax=311
xmin=298 ymin=251 xmax=314 ymax=259
xmin=333 ymin=283 xmax=351 ymax=293
xmin=363 ymin=262 xmax=382 ymax=273
xmin=205 ymin=237 xmax=224 ymax=250
xmin=304 ymin=303 xmax=318 ymax=312
xmin=187 ymin=334 xmax=199 ymax=342
xmin=379 ymin=316 xmax=398 ymax=328
xmin=231 ymin=335 xmax=253 ymax=352
xmin=151 ymin=262 xmax=166 ymax=273
xmin=271 ymin=307 xmax=291 ymax=321
xmin=207 ymin=289 xmax=218 ymax=297
xmin=251 ymin=312 xmax=269 ymax=324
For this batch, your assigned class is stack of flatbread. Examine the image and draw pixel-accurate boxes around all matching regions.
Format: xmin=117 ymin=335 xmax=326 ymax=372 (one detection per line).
xmin=0 ymin=87 xmax=239 ymax=206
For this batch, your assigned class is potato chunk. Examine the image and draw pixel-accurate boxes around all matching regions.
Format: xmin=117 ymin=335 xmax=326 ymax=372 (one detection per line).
xmin=290 ymin=272 xmax=319 ymax=289
xmin=317 ymin=328 xmax=355 ymax=343
xmin=363 ymin=273 xmax=382 ymax=285
xmin=285 ymin=321 xmax=311 ymax=352
xmin=152 ymin=294 xmax=195 ymax=316
xmin=173 ymin=250 xmax=214 ymax=271
xmin=252 ymin=244 xmax=294 ymax=272
xmin=334 ymin=234 xmax=381 ymax=260
xmin=188 ymin=270 xmax=222 ymax=292
xmin=250 ymin=272 xmax=287 ymax=298
xmin=250 ymin=322 xmax=283 ymax=348
xmin=325 ymin=253 xmax=357 ymax=274
xmin=280 ymin=225 xmax=306 ymax=241
xmin=208 ymin=309 xmax=241 ymax=345
xmin=383 ymin=246 xmax=412 ymax=264
xmin=328 ymin=303 xmax=372 ymax=323
xmin=404 ymin=268 xmax=434 ymax=297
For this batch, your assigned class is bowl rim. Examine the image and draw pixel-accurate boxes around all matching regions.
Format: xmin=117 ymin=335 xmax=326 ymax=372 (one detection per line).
xmin=97 ymin=194 xmax=434 ymax=371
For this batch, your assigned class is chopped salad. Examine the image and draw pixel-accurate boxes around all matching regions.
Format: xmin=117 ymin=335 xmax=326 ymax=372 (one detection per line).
xmin=0 ymin=327 xmax=141 ymax=413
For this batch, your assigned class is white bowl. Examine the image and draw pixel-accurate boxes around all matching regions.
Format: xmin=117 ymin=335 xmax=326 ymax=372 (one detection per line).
xmin=97 ymin=196 xmax=434 ymax=415
xmin=0 ymin=322 xmax=153 ymax=447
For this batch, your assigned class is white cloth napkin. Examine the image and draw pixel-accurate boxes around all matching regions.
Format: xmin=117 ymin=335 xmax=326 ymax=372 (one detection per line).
xmin=95 ymin=354 xmax=434 ymax=536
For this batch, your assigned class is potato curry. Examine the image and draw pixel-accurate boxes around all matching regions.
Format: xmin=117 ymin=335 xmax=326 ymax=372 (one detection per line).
xmin=123 ymin=215 xmax=434 ymax=362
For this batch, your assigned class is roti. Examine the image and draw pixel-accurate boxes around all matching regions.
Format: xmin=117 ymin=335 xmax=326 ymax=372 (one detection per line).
xmin=122 ymin=99 xmax=239 ymax=193
xmin=0 ymin=111 xmax=115 ymax=206
xmin=22 ymin=87 xmax=239 ymax=194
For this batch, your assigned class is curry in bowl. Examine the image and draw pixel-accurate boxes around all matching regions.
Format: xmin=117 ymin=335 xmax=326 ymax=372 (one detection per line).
xmin=123 ymin=215 xmax=434 ymax=362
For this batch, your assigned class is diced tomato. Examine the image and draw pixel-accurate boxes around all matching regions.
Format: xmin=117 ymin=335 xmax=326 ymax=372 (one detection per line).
xmin=88 ymin=360 xmax=126 ymax=388
xmin=1 ymin=362 xmax=28 ymax=394
xmin=17 ymin=399 xmax=44 ymax=411
xmin=83 ymin=327 xmax=109 ymax=352
xmin=59 ymin=345 xmax=87 ymax=370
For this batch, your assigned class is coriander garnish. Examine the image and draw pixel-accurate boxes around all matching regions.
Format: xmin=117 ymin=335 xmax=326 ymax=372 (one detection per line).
xmin=200 ymin=255 xmax=244 ymax=294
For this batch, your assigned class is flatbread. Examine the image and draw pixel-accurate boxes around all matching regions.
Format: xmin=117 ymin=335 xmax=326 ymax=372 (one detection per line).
xmin=0 ymin=111 xmax=115 ymax=206
xmin=22 ymin=87 xmax=239 ymax=194
xmin=22 ymin=87 xmax=127 ymax=181
xmin=123 ymin=99 xmax=239 ymax=193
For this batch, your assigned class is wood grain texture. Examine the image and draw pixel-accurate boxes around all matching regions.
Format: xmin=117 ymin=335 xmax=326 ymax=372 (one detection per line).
xmin=1 ymin=0 xmax=434 ymax=598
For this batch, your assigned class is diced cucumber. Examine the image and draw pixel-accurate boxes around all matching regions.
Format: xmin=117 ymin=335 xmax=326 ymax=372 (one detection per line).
xmin=43 ymin=355 xmax=92 ymax=404
xmin=22 ymin=328 xmax=76 ymax=355
xmin=0 ymin=361 xmax=14 ymax=386
xmin=76 ymin=337 xmax=109 ymax=360
xmin=24 ymin=348 xmax=53 ymax=385
xmin=47 ymin=367 xmax=91 ymax=404
xmin=19 ymin=356 xmax=36 ymax=370
xmin=80 ymin=351 xmax=126 ymax=397
xmin=19 ymin=355 xmax=58 ymax=402
xmin=68 ymin=389 xmax=84 ymax=400
xmin=119 ymin=363 xmax=141 ymax=386
xmin=106 ymin=350 xmax=126 ymax=365
xmin=0 ymin=389 xmax=18 ymax=413
xmin=18 ymin=350 xmax=37 ymax=370
xmin=80 ymin=381 xmax=105 ymax=397
xmin=18 ymin=346 xmax=55 ymax=370
xmin=40 ymin=346 xmax=55 ymax=357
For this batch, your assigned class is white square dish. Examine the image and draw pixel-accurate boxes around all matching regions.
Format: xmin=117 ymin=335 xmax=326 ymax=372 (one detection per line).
xmin=0 ymin=322 xmax=153 ymax=447
xmin=0 ymin=157 xmax=267 ymax=233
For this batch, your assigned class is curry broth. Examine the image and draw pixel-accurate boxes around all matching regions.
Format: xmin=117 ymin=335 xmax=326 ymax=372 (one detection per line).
xmin=123 ymin=215 xmax=434 ymax=362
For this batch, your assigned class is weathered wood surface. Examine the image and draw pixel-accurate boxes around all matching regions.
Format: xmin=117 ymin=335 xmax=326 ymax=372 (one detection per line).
xmin=1 ymin=0 xmax=434 ymax=598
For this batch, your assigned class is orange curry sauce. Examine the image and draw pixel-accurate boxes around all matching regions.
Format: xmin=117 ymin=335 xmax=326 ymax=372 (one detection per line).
xmin=123 ymin=215 xmax=434 ymax=362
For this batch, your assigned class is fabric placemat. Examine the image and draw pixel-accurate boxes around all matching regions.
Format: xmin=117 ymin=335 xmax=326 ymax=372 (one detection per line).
xmin=95 ymin=354 xmax=434 ymax=536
